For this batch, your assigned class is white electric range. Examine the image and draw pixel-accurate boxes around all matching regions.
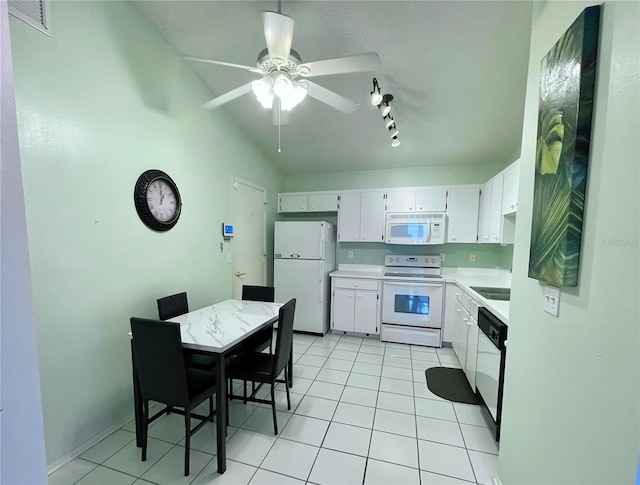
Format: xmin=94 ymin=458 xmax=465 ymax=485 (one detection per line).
xmin=381 ymin=255 xmax=444 ymax=347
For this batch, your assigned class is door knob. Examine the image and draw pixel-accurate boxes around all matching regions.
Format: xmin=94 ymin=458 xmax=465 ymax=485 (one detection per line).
xmin=235 ymin=271 xmax=247 ymax=278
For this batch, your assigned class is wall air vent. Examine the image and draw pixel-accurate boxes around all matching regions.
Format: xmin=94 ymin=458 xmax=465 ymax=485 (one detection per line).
xmin=8 ymin=0 xmax=49 ymax=35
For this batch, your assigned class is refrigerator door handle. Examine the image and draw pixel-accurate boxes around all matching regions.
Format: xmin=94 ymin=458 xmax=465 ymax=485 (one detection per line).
xmin=318 ymin=265 xmax=324 ymax=302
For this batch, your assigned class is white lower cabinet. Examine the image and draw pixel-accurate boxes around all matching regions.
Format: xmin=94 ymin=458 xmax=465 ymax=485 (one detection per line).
xmin=331 ymin=277 xmax=381 ymax=335
xmin=450 ymin=286 xmax=479 ymax=389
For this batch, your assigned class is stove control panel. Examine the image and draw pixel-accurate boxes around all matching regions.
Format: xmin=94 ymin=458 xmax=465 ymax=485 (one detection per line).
xmin=384 ymin=255 xmax=442 ymax=268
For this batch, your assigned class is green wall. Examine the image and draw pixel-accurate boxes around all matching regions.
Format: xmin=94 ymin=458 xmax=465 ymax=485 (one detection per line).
xmin=498 ymin=0 xmax=639 ymax=482
xmin=10 ymin=1 xmax=283 ymax=465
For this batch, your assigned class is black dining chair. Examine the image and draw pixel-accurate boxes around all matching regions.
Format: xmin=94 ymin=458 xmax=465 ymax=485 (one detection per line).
xmin=157 ymin=292 xmax=216 ymax=372
xmin=241 ymin=285 xmax=293 ymax=389
xmin=226 ymin=298 xmax=296 ymax=435
xmin=130 ymin=317 xmax=217 ymax=476
xmin=241 ymin=285 xmax=276 ymax=353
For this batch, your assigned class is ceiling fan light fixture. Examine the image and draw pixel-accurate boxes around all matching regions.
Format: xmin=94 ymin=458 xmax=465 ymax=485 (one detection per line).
xmin=385 ymin=118 xmax=395 ymax=129
xmin=273 ymin=72 xmax=293 ymax=98
xmin=391 ymin=136 xmax=401 ymax=147
xmin=389 ymin=129 xmax=399 ymax=138
xmin=381 ymin=105 xmax=391 ymax=117
xmin=280 ymin=81 xmax=307 ymax=111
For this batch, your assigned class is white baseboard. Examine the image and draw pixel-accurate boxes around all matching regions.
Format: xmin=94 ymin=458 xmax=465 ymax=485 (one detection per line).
xmin=47 ymin=412 xmax=136 ymax=476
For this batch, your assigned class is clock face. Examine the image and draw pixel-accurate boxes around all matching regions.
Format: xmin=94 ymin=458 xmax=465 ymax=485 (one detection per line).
xmin=146 ymin=179 xmax=178 ymax=223
xmin=134 ymin=170 xmax=182 ymax=231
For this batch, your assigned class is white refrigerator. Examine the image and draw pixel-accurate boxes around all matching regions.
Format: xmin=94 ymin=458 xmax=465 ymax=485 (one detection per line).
xmin=274 ymin=221 xmax=336 ymax=334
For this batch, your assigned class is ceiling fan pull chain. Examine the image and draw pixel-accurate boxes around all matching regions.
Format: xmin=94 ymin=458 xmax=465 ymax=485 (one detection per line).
xmin=278 ymin=103 xmax=282 ymax=153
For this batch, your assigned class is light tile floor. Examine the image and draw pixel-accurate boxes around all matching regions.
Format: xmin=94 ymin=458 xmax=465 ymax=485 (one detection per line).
xmin=49 ymin=334 xmax=499 ymax=485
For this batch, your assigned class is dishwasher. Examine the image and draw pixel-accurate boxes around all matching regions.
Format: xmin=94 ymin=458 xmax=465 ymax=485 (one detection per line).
xmin=475 ymin=307 xmax=508 ymax=441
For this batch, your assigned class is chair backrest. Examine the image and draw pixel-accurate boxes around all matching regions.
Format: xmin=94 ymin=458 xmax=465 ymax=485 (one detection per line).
xmin=271 ymin=299 xmax=296 ymax=377
xmin=130 ymin=317 xmax=190 ymax=406
xmin=242 ymin=285 xmax=275 ymax=303
xmin=157 ymin=292 xmax=189 ymax=320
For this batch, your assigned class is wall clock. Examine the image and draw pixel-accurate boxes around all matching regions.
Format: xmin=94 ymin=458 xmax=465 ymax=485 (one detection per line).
xmin=134 ymin=169 xmax=182 ymax=231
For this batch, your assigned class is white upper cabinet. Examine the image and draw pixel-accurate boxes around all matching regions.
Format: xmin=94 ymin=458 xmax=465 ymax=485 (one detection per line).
xmin=489 ymin=172 xmax=505 ymax=243
xmin=415 ymin=188 xmax=447 ymax=212
xmin=501 ymin=159 xmax=520 ymax=214
xmin=360 ymin=191 xmax=386 ymax=242
xmin=477 ymin=181 xmax=492 ymax=243
xmin=337 ymin=191 xmax=385 ymax=242
xmin=446 ymin=187 xmax=480 ymax=243
xmin=278 ymin=192 xmax=338 ymax=213
xmin=477 ymin=159 xmax=520 ymax=244
xmin=278 ymin=194 xmax=307 ymax=213
xmin=385 ymin=187 xmax=447 ymax=212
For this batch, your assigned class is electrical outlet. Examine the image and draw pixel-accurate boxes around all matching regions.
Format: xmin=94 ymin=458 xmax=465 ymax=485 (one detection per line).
xmin=439 ymin=253 xmax=445 ymax=262
xmin=544 ymin=286 xmax=560 ymax=316
xmin=348 ymin=251 xmax=354 ymax=259
xmin=469 ymin=253 xmax=476 ymax=263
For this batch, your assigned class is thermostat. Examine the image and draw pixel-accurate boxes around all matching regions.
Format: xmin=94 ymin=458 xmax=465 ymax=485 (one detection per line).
xmin=222 ymin=223 xmax=234 ymax=238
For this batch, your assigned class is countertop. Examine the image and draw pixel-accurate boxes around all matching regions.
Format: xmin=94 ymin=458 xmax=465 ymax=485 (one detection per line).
xmin=442 ymin=268 xmax=511 ymax=323
xmin=330 ymin=264 xmax=384 ymax=279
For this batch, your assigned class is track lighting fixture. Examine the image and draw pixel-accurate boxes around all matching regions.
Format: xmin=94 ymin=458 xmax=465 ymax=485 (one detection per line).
xmin=385 ymin=117 xmax=396 ymax=130
xmin=370 ymin=78 xmax=401 ymax=147
xmin=380 ymin=94 xmax=393 ymax=117
xmin=370 ymin=78 xmax=383 ymax=106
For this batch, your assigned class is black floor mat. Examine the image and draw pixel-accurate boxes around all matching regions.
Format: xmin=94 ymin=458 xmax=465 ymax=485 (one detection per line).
xmin=425 ymin=367 xmax=479 ymax=405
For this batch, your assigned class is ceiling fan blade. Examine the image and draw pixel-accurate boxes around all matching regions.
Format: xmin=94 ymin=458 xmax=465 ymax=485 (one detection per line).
xmin=305 ymin=81 xmax=358 ymax=114
xmin=203 ymin=82 xmax=253 ymax=110
xmin=184 ymin=56 xmax=261 ymax=74
xmin=263 ymin=11 xmax=294 ymax=62
xmin=298 ymin=52 xmax=381 ymax=78
xmin=272 ymin=99 xmax=291 ymax=126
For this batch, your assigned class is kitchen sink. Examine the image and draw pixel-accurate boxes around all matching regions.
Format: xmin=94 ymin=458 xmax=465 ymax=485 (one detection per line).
xmin=470 ymin=286 xmax=511 ymax=301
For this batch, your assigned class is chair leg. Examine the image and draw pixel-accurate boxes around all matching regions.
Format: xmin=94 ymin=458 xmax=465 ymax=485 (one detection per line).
xmin=270 ymin=383 xmax=278 ymax=435
xmin=209 ymin=396 xmax=214 ymax=422
xmin=288 ymin=347 xmax=293 ymax=388
xmin=184 ymin=410 xmax=190 ymax=476
xmin=141 ymin=401 xmax=149 ymax=462
xmin=284 ymin=367 xmax=291 ymax=410
xmin=243 ymin=380 xmax=247 ymax=403
xmin=228 ymin=378 xmax=233 ymax=401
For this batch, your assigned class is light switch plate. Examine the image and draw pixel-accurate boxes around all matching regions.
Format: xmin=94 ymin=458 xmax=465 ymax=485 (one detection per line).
xmin=348 ymin=251 xmax=354 ymax=259
xmin=469 ymin=253 xmax=476 ymax=263
xmin=544 ymin=286 xmax=560 ymax=316
xmin=227 ymin=253 xmax=232 ymax=264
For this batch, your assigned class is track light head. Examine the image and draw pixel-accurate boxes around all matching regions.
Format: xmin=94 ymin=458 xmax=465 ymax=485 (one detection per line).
xmin=370 ymin=78 xmax=383 ymax=106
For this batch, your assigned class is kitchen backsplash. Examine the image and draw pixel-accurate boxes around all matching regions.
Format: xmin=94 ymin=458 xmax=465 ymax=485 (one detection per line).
xmin=277 ymin=213 xmax=513 ymax=269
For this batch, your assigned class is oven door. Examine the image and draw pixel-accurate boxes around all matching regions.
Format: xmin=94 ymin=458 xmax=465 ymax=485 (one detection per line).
xmin=382 ymin=281 xmax=443 ymax=328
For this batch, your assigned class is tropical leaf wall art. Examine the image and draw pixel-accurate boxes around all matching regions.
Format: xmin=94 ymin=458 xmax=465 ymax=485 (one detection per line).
xmin=528 ymin=6 xmax=600 ymax=287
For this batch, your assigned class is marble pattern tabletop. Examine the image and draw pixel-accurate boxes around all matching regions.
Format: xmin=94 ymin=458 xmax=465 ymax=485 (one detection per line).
xmin=168 ymin=299 xmax=281 ymax=353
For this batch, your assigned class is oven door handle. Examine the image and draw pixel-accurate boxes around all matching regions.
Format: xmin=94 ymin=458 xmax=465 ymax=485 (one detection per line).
xmin=383 ymin=281 xmax=444 ymax=288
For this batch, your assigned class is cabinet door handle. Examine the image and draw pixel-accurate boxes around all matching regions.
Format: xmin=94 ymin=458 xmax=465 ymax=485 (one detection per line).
xmin=353 ymin=282 xmax=358 ymax=287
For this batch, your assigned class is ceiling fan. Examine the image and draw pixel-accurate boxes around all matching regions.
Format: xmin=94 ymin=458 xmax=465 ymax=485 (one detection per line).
xmin=185 ymin=9 xmax=381 ymax=125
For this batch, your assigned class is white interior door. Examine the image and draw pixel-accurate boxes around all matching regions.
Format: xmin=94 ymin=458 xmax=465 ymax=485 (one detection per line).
xmin=231 ymin=177 xmax=266 ymax=299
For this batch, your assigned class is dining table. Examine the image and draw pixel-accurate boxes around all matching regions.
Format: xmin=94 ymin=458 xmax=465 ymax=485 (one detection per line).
xmin=131 ymin=298 xmax=281 ymax=474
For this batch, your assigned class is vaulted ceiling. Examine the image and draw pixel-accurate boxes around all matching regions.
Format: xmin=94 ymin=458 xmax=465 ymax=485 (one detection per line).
xmin=136 ymin=1 xmax=532 ymax=175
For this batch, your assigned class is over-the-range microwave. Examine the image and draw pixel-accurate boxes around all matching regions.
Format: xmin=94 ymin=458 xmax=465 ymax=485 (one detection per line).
xmin=385 ymin=212 xmax=447 ymax=245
